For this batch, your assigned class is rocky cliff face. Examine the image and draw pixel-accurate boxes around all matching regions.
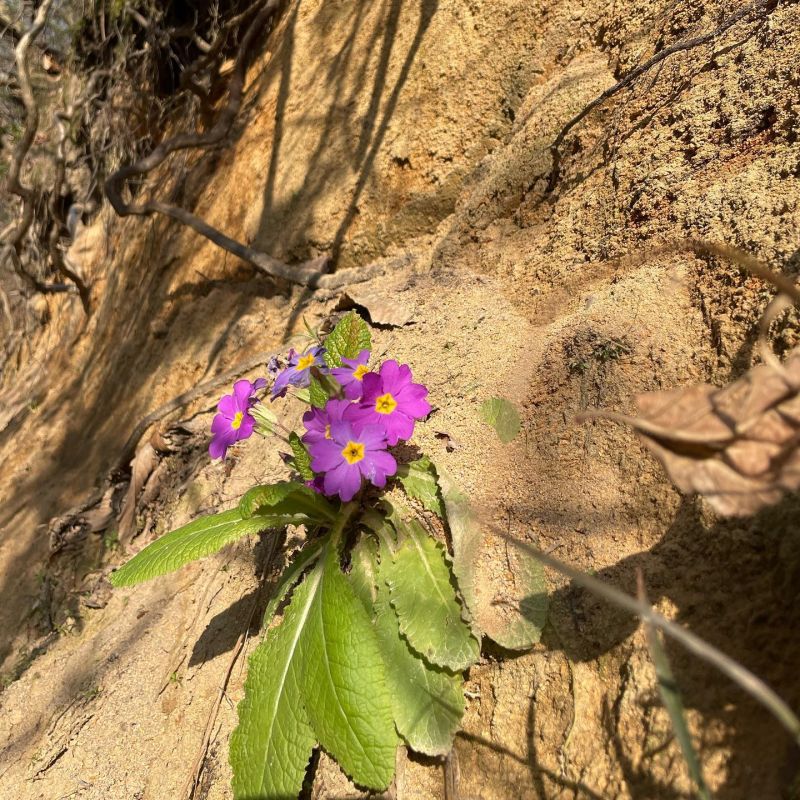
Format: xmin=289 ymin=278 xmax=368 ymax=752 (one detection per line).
xmin=1 ymin=0 xmax=798 ymax=797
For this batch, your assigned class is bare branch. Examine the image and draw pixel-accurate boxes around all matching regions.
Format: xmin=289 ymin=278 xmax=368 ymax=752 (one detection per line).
xmin=104 ymin=0 xmax=342 ymax=288
xmin=546 ymin=0 xmax=773 ymax=193
xmin=478 ymin=513 xmax=800 ymax=747
xmin=1 ymin=0 xmax=55 ymax=291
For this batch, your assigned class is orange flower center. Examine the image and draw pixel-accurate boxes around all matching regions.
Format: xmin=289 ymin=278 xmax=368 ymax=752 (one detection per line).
xmin=375 ymin=393 xmax=397 ymax=415
xmin=296 ymin=353 xmax=316 ymax=371
xmin=341 ymin=441 xmax=365 ymax=464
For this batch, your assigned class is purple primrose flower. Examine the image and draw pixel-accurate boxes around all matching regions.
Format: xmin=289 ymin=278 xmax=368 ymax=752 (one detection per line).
xmin=308 ymin=419 xmax=397 ymax=502
xmin=209 ymin=378 xmax=267 ymax=460
xmin=271 ymin=346 xmax=325 ymax=399
xmin=330 ymin=349 xmax=371 ymax=399
xmin=358 ymin=360 xmax=431 ymax=445
xmin=301 ymin=398 xmax=360 ymax=445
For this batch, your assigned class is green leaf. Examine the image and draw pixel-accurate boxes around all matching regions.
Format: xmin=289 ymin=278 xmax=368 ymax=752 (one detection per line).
xmin=296 ymin=548 xmax=397 ymax=789
xmin=374 ymin=546 xmax=465 ymax=756
xmin=230 ymin=575 xmax=317 ymax=800
xmin=309 ymin=376 xmax=329 ymax=409
xmin=360 ymin=509 xmax=398 ymax=555
xmin=251 ymin=403 xmax=277 ymax=436
xmin=110 ymin=509 xmax=284 ymax=588
xmin=349 ymin=535 xmax=380 ymax=616
xmin=396 ymin=456 xmax=444 ymax=517
xmin=239 ymin=481 xmax=335 ymax=522
xmin=288 ymin=432 xmax=314 ymax=481
xmin=437 ymin=471 xmax=481 ymax=636
xmin=494 ymin=561 xmax=548 ymax=650
xmin=294 ymin=388 xmax=311 ymax=404
xmin=479 ymin=397 xmax=521 ymax=443
xmin=385 ymin=520 xmax=479 ymax=671
xmin=262 ymin=538 xmax=326 ymax=627
xmin=323 ymin=312 xmax=371 ymax=368
xmin=439 ymin=470 xmax=548 ymax=650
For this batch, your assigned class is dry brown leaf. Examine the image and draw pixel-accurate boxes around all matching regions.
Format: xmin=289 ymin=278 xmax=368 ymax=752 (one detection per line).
xmin=582 ymin=349 xmax=800 ymax=516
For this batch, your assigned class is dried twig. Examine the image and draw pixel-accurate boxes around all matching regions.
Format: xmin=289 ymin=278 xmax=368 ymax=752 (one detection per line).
xmin=637 ymin=572 xmax=712 ymax=800
xmin=46 ymin=72 xmax=109 ymax=314
xmin=104 ymin=0 xmax=335 ymax=288
xmin=546 ymin=0 xmax=773 ymax=192
xmin=1 ymin=0 xmax=56 ymax=290
xmin=481 ymin=516 xmax=800 ymax=747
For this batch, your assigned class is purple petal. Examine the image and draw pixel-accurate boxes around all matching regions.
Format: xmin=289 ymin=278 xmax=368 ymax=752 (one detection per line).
xmin=233 ymin=379 xmax=255 ymax=408
xmin=327 ymin=398 xmax=356 ymax=425
xmin=360 ymin=372 xmax=382 ymax=402
xmin=396 ymin=382 xmax=428 ymax=402
xmin=328 ymin=420 xmax=357 ymax=447
xmin=237 ymin=413 xmax=255 ymax=439
xmin=379 ymin=360 xmax=401 ymax=388
xmin=209 ymin=428 xmax=236 ymax=460
xmin=359 ymin=423 xmax=389 ymax=449
xmin=271 ymin=367 xmax=295 ymax=399
xmin=209 ymin=438 xmax=228 ymax=460
xmin=253 ymin=377 xmax=268 ymax=391
xmin=218 ymin=394 xmax=236 ymax=416
xmin=309 ymin=438 xmax=343 ymax=472
xmin=303 ymin=406 xmax=327 ymax=434
xmin=343 ymin=381 xmax=364 ymax=400
xmin=364 ymin=449 xmax=397 ymax=486
xmin=324 ymin=462 xmax=362 ymax=502
xmin=400 ymin=396 xmax=432 ymax=419
xmin=384 ymin=413 xmax=415 ymax=445
xmin=211 ymin=413 xmax=232 ymax=433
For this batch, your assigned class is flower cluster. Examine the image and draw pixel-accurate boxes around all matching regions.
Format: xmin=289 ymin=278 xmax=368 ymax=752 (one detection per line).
xmin=209 ymin=344 xmax=431 ymax=503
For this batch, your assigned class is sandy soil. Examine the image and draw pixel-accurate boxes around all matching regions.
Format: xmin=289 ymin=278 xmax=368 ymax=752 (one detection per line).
xmin=1 ymin=0 xmax=799 ymax=797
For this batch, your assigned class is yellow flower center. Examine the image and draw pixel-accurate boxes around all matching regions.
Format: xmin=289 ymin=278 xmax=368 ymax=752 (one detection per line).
xmin=324 ymin=424 xmax=331 ymax=439
xmin=353 ymin=364 xmax=369 ymax=381
xmin=341 ymin=441 xmax=365 ymax=464
xmin=231 ymin=411 xmax=244 ymax=430
xmin=375 ymin=392 xmax=397 ymax=415
xmin=296 ymin=353 xmax=316 ymax=371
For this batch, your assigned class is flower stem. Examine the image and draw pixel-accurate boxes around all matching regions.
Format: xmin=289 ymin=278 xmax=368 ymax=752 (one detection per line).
xmin=328 ymin=501 xmax=358 ymax=549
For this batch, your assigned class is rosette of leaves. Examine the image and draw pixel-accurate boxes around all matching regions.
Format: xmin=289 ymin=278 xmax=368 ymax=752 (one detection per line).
xmin=109 ymin=313 xmax=548 ymax=799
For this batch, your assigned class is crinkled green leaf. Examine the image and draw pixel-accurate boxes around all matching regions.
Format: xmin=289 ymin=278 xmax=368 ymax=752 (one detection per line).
xmin=349 ymin=535 xmax=380 ymax=616
xmin=374 ymin=545 xmax=465 ymax=756
xmin=480 ymin=397 xmax=521 ymax=443
xmin=110 ymin=509 xmax=286 ymax=588
xmin=240 ymin=481 xmax=335 ymax=522
xmin=396 ymin=456 xmax=444 ymax=517
xmin=323 ymin=312 xmax=371 ymax=368
xmin=262 ymin=538 xmax=326 ymax=627
xmin=385 ymin=520 xmax=479 ymax=671
xmin=288 ymin=432 xmax=314 ymax=481
xmin=360 ymin=510 xmax=397 ymax=555
xmin=438 ymin=471 xmax=481 ymax=636
xmin=296 ymin=549 xmax=397 ymax=789
xmin=230 ymin=577 xmax=317 ymax=800
xmin=309 ymin=376 xmax=330 ymax=409
xmin=439 ymin=470 xmax=548 ymax=650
